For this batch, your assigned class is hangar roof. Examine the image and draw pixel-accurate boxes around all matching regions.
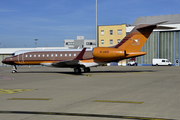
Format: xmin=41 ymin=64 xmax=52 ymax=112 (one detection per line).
xmin=132 ymin=14 xmax=180 ymax=26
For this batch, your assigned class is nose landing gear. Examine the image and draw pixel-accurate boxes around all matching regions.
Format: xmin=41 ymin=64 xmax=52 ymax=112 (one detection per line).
xmin=12 ymin=65 xmax=17 ymax=73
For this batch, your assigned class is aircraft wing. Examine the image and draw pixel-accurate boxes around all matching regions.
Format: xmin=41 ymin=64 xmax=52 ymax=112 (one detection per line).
xmin=52 ymin=48 xmax=86 ymax=68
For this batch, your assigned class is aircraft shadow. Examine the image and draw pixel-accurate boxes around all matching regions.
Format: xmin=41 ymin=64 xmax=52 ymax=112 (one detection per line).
xmin=16 ymin=70 xmax=156 ymax=76
xmin=0 ymin=111 xmax=175 ymax=120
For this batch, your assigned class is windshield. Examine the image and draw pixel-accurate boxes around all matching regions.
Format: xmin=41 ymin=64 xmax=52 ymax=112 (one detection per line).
xmin=11 ymin=53 xmax=15 ymax=56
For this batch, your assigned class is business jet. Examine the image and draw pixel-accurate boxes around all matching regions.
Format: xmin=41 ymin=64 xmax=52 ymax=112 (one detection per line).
xmin=2 ymin=22 xmax=169 ymax=73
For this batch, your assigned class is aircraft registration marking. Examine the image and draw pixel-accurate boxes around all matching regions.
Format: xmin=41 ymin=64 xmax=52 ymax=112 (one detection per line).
xmin=0 ymin=89 xmax=35 ymax=95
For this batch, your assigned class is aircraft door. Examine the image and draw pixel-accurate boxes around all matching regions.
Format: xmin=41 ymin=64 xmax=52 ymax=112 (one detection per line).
xmin=18 ymin=53 xmax=24 ymax=64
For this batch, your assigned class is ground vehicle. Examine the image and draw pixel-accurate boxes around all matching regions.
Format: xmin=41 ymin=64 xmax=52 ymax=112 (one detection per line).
xmin=152 ymin=59 xmax=172 ymax=66
xmin=127 ymin=61 xmax=138 ymax=66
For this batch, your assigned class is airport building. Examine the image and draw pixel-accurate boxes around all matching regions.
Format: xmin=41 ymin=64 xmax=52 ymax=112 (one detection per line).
xmin=97 ymin=24 xmax=127 ymax=66
xmin=64 ymin=36 xmax=96 ymax=49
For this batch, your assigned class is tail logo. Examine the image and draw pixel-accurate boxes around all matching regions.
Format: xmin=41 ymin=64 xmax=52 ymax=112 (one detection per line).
xmin=132 ymin=39 xmax=140 ymax=46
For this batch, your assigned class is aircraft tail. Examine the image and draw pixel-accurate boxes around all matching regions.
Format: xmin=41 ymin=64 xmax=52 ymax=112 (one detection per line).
xmin=114 ymin=23 xmax=158 ymax=52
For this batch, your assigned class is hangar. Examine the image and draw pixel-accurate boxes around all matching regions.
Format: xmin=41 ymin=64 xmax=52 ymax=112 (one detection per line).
xmin=129 ymin=14 xmax=180 ymax=66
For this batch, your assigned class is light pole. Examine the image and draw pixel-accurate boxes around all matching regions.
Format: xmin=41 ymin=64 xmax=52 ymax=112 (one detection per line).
xmin=34 ymin=39 xmax=38 ymax=48
xmin=96 ymin=0 xmax=98 ymax=47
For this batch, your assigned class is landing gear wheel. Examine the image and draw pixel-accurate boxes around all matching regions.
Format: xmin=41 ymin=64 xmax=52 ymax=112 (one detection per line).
xmin=74 ymin=67 xmax=81 ymax=74
xmin=84 ymin=67 xmax=90 ymax=73
xmin=12 ymin=70 xmax=17 ymax=73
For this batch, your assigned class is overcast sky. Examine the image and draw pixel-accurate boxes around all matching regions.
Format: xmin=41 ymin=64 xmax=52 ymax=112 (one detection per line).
xmin=1 ymin=0 xmax=180 ymax=48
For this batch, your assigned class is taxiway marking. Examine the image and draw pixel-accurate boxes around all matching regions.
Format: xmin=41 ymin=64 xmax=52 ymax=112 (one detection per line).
xmin=0 ymin=89 xmax=35 ymax=95
xmin=0 ymin=76 xmax=14 ymax=80
xmin=8 ymin=98 xmax=52 ymax=100
xmin=93 ymin=100 xmax=144 ymax=104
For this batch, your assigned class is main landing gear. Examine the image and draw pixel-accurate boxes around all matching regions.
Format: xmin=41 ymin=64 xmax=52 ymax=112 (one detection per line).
xmin=12 ymin=65 xmax=17 ymax=73
xmin=74 ymin=67 xmax=91 ymax=74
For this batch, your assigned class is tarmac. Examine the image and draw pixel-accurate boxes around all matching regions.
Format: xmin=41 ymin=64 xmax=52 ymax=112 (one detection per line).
xmin=0 ymin=66 xmax=179 ymax=120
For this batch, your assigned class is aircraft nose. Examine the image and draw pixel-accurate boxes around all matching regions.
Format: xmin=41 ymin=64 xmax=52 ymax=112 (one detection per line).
xmin=2 ymin=58 xmax=14 ymax=65
xmin=2 ymin=58 xmax=6 ymax=63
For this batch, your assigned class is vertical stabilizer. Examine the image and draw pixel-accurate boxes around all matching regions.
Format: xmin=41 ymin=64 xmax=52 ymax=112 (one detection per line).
xmin=114 ymin=24 xmax=157 ymax=52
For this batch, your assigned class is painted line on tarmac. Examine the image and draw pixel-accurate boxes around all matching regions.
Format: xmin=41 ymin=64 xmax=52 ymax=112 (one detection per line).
xmin=8 ymin=98 xmax=52 ymax=100
xmin=0 ymin=76 xmax=14 ymax=80
xmin=93 ymin=100 xmax=144 ymax=104
xmin=0 ymin=111 xmax=174 ymax=120
xmin=0 ymin=89 xmax=36 ymax=95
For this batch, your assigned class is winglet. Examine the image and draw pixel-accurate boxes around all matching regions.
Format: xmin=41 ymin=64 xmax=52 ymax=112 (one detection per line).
xmin=73 ymin=48 xmax=86 ymax=60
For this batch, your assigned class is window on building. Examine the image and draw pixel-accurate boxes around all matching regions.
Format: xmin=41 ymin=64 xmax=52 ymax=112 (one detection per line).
xmin=117 ymin=29 xmax=122 ymax=35
xmin=60 ymin=54 xmax=62 ymax=57
xmin=47 ymin=54 xmax=49 ymax=57
xmin=51 ymin=54 xmax=53 ymax=57
xmin=66 ymin=42 xmax=74 ymax=45
xmin=101 ymin=30 xmax=104 ymax=35
xmin=42 ymin=54 xmax=45 ymax=57
xmin=25 ymin=55 xmax=28 ymax=57
xmin=30 ymin=55 xmax=32 ymax=57
xmin=110 ymin=30 xmax=113 ymax=35
xmin=55 ymin=54 xmax=57 ymax=57
xmin=110 ymin=39 xmax=113 ymax=44
xmin=38 ymin=54 xmax=40 ymax=57
xmin=69 ymin=54 xmax=71 ymax=56
xmin=34 ymin=54 xmax=36 ymax=57
xmin=65 ymin=54 xmax=67 ymax=57
xmin=117 ymin=39 xmax=121 ymax=43
xmin=86 ymin=42 xmax=92 ymax=45
xmin=101 ymin=40 xmax=104 ymax=45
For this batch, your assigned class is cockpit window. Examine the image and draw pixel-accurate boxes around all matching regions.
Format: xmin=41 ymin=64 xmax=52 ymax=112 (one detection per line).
xmin=12 ymin=53 xmax=15 ymax=56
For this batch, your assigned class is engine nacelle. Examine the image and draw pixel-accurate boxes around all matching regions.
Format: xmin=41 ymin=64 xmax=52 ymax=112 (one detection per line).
xmin=92 ymin=47 xmax=126 ymax=59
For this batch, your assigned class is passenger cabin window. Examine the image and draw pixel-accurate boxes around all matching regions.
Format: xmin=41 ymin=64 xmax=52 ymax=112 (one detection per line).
xmin=162 ymin=60 xmax=165 ymax=62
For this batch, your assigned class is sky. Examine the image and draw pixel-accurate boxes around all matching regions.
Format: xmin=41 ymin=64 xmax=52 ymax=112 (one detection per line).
xmin=1 ymin=0 xmax=180 ymax=48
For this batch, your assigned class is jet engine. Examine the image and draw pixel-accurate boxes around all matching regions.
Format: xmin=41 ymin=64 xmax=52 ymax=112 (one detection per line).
xmin=92 ymin=47 xmax=126 ymax=59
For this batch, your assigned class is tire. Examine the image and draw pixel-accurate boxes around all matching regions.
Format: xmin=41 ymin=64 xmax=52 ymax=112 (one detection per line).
xmin=84 ymin=67 xmax=90 ymax=73
xmin=74 ymin=68 xmax=81 ymax=74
